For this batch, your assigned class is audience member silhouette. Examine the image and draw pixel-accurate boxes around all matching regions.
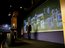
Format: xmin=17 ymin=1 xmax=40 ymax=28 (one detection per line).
xmin=27 ymin=24 xmax=31 ymax=39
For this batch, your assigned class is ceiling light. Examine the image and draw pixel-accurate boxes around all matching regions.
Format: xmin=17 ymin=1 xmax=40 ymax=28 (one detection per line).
xmin=20 ymin=6 xmax=22 ymax=9
xmin=10 ymin=5 xmax=12 ymax=8
xmin=8 ymin=13 xmax=11 ymax=16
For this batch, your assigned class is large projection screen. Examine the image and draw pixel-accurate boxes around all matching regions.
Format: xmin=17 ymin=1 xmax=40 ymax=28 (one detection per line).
xmin=24 ymin=0 xmax=63 ymax=33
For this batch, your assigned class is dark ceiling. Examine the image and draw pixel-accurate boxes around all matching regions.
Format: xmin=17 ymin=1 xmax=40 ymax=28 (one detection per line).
xmin=0 ymin=0 xmax=47 ymax=25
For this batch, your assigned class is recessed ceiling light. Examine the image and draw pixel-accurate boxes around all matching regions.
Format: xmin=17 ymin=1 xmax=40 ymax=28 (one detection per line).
xmin=8 ymin=13 xmax=11 ymax=16
xmin=20 ymin=6 xmax=22 ymax=9
xmin=10 ymin=5 xmax=12 ymax=7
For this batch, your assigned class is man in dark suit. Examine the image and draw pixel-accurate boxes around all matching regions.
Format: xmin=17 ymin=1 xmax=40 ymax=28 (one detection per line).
xmin=28 ymin=24 xmax=31 ymax=39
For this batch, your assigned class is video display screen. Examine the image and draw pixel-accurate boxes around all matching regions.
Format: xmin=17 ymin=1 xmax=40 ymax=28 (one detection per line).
xmin=24 ymin=0 xmax=63 ymax=33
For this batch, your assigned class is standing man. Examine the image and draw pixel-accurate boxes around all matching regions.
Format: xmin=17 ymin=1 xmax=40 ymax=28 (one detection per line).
xmin=27 ymin=24 xmax=31 ymax=39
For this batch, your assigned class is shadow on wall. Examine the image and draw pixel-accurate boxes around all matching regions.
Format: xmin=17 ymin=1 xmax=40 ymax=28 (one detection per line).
xmin=34 ymin=24 xmax=38 ymax=40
